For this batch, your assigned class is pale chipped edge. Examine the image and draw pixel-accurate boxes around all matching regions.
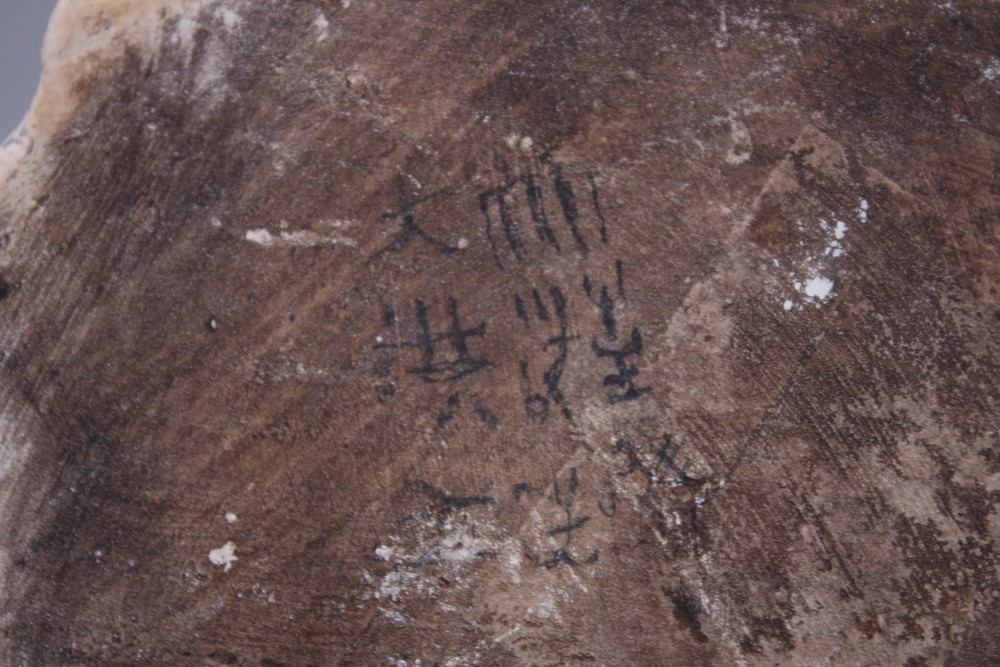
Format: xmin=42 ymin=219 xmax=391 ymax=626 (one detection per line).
xmin=0 ymin=0 xmax=215 ymax=190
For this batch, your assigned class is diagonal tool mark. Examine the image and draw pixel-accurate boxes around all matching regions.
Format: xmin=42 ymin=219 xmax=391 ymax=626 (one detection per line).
xmin=336 ymin=608 xmax=379 ymax=666
xmin=783 ymin=481 xmax=863 ymax=598
xmin=717 ymin=330 xmax=826 ymax=489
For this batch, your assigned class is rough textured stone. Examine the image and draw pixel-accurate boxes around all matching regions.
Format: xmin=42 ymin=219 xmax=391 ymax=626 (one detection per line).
xmin=1 ymin=1 xmax=998 ymax=665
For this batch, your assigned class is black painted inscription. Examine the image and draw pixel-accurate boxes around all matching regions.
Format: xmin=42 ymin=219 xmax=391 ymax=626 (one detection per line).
xmin=480 ymin=156 xmax=610 ymax=269
xmin=377 ymin=298 xmax=491 ymax=383
xmin=583 ymin=261 xmax=651 ymax=403
xmin=376 ymin=174 xmax=461 ymax=258
xmin=514 ymin=468 xmax=600 ymax=569
xmin=515 ymin=286 xmax=578 ymax=423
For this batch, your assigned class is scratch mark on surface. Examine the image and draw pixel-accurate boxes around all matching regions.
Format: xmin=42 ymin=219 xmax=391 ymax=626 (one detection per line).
xmin=336 ymin=607 xmax=378 ymax=666
xmin=716 ymin=331 xmax=825 ymax=489
xmin=784 ymin=482 xmax=863 ymax=598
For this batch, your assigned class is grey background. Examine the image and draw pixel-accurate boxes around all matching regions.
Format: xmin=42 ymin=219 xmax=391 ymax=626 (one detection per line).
xmin=1 ymin=0 xmax=60 ymax=138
